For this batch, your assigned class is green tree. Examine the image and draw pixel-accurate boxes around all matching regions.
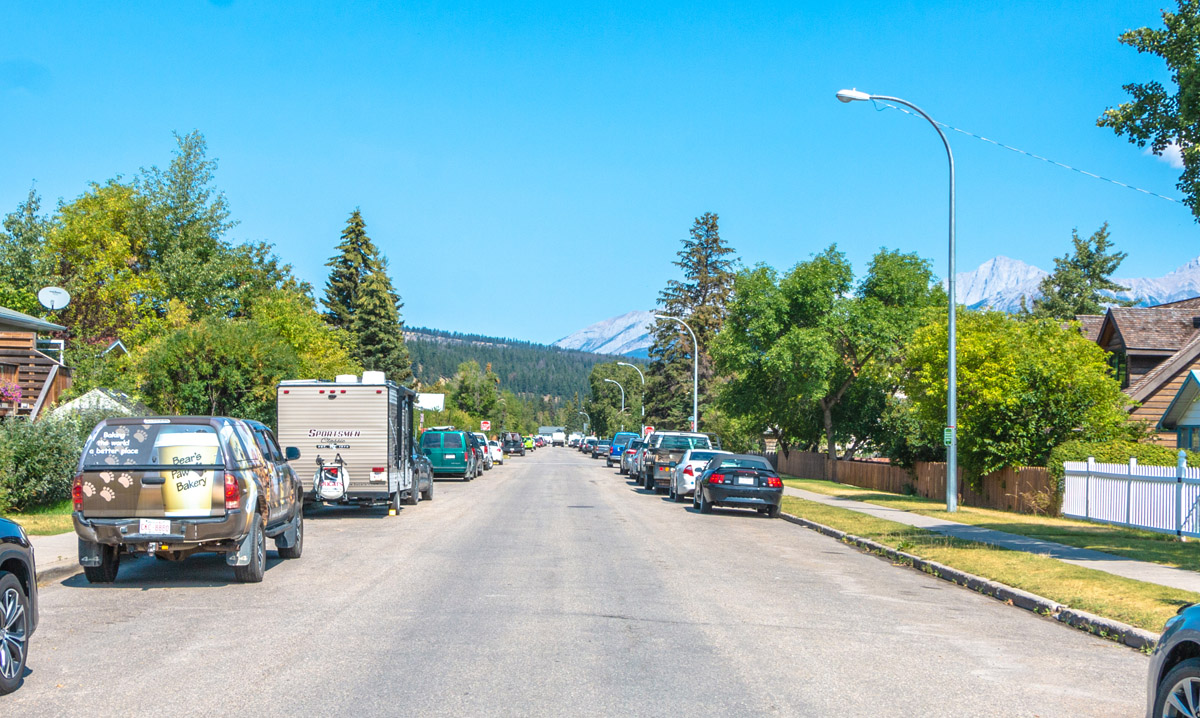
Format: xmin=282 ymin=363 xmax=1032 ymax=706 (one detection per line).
xmin=1031 ymin=223 xmax=1131 ymax=319
xmin=1098 ymin=0 xmax=1200 ymax=220
xmin=352 ymin=266 xmax=413 ymax=384
xmin=0 ymin=186 xmax=50 ymax=293
xmin=450 ymin=360 xmax=499 ymax=419
xmin=905 ymin=310 xmax=1132 ymax=479
xmin=585 ymin=362 xmax=642 ymax=435
xmin=250 ymin=288 xmax=361 ymax=380
xmin=713 ymin=247 xmax=940 ymax=477
xmin=136 ymin=317 xmax=302 ymax=426
xmin=322 ymin=209 xmax=379 ymax=331
xmin=644 ymin=212 xmax=737 ymax=430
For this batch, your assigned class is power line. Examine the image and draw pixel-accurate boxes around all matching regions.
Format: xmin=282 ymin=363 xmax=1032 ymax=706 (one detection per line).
xmin=871 ymin=100 xmax=1182 ymax=205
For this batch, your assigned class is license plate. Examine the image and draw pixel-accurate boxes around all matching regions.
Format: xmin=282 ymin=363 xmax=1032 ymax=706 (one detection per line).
xmin=445 ymin=453 xmax=456 ymax=459
xmin=139 ymin=519 xmax=170 ymax=535
xmin=737 ymin=476 xmax=756 ymax=486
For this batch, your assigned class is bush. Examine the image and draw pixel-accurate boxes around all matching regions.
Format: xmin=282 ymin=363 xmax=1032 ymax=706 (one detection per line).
xmin=1046 ymin=439 xmax=1200 ymax=481
xmin=0 ymin=416 xmax=81 ymax=512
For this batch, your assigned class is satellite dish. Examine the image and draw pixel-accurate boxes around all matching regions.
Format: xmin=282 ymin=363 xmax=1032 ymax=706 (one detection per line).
xmin=37 ymin=286 xmax=70 ymax=311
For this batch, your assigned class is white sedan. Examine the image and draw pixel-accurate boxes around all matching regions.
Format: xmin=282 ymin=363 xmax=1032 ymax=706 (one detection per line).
xmin=488 ymin=440 xmax=505 ymax=465
xmin=669 ymin=449 xmax=733 ymax=502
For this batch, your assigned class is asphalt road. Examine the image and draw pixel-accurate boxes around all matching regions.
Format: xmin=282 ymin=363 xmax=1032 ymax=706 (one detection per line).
xmin=11 ymin=447 xmax=1147 ymax=716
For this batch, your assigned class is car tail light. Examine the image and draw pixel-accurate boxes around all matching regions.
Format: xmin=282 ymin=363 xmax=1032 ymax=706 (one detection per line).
xmin=72 ymin=474 xmax=84 ymax=511
xmin=684 ymin=466 xmax=694 ymax=477
xmin=767 ymin=476 xmax=783 ymax=488
xmin=224 ymin=473 xmax=240 ymax=510
xmin=709 ymin=473 xmax=726 ymax=484
xmin=372 ymin=467 xmax=386 ymax=473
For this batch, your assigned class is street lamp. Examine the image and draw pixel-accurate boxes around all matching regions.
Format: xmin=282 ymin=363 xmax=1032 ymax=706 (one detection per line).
xmin=603 ymin=378 xmax=626 ymax=413
xmin=617 ymin=361 xmax=645 ymax=420
xmin=837 ymin=87 xmax=958 ymax=513
xmin=578 ymin=410 xmax=590 ymax=435
xmin=654 ymin=314 xmax=699 ymax=432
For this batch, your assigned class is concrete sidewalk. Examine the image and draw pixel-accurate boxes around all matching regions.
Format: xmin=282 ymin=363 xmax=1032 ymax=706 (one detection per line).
xmin=784 ymin=484 xmax=1200 ymax=594
xmin=30 ymin=530 xmax=81 ymax=584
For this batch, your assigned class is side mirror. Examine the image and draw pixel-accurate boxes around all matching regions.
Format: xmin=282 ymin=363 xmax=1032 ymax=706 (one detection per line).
xmin=285 ymin=446 xmax=301 ymax=461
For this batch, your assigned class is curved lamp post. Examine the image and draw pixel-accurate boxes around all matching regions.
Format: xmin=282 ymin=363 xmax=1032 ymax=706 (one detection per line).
xmin=654 ymin=314 xmax=699 ymax=432
xmin=578 ymin=410 xmax=590 ymax=435
xmin=836 ymin=87 xmax=958 ymax=513
xmin=603 ymin=378 xmax=626 ymax=413
xmin=616 ymin=361 xmax=645 ymax=420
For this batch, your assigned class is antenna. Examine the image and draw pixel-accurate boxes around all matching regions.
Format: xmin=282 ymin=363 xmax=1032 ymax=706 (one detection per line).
xmin=37 ymin=286 xmax=70 ymax=312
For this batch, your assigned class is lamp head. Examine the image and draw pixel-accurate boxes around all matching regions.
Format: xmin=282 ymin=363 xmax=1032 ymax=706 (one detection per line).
xmin=836 ymin=88 xmax=871 ymax=103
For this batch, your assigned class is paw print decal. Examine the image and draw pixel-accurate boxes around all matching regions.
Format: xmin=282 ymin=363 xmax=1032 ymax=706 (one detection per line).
xmin=99 ymin=471 xmax=113 ymax=484
xmin=133 ymin=429 xmax=148 ymax=443
xmin=117 ymin=473 xmax=133 ymax=488
xmin=99 ymin=486 xmax=115 ymax=502
xmin=104 ymin=456 xmax=118 ymax=466
xmin=82 ymin=481 xmax=95 ymax=497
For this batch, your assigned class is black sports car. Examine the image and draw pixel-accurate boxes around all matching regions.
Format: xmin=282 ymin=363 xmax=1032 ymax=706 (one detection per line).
xmin=692 ymin=454 xmax=784 ymax=518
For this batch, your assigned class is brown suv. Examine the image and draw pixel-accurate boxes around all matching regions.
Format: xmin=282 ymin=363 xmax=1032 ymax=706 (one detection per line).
xmin=72 ymin=416 xmax=305 ymax=584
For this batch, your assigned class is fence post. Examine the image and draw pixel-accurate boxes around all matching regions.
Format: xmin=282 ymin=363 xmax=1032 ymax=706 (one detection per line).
xmin=1127 ymin=457 xmax=1136 ymax=527
xmin=1179 ymin=450 xmax=1188 ymax=539
xmin=1085 ymin=457 xmax=1094 ymax=519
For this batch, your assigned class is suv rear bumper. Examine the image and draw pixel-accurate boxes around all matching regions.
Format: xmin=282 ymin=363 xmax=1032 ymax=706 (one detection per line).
xmin=73 ymin=509 xmax=252 ymax=552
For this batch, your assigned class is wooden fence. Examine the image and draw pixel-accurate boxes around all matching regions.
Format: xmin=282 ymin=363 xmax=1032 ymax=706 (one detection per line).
xmin=757 ymin=450 xmax=1055 ymax=515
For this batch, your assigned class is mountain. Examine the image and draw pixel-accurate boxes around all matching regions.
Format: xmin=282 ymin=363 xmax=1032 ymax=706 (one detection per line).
xmin=404 ymin=327 xmax=618 ymax=400
xmin=552 ymin=310 xmax=655 ymax=356
xmin=950 ymin=255 xmax=1200 ymax=312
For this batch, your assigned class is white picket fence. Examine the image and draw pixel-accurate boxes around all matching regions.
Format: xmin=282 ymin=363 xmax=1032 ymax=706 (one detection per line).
xmin=1062 ymin=455 xmax=1200 ymax=537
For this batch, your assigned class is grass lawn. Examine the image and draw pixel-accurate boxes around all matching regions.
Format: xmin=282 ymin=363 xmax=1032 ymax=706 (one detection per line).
xmin=780 ymin=494 xmax=1200 ymax=633
xmin=2 ymin=499 xmax=74 ymax=536
xmin=783 ymin=476 xmax=1200 ymax=572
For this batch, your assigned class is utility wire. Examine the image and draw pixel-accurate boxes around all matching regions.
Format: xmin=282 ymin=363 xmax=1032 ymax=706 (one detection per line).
xmin=871 ymin=100 xmax=1181 ymax=205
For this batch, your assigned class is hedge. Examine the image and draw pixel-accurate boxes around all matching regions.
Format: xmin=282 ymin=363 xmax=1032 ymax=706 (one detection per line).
xmin=1047 ymin=439 xmax=1200 ymax=482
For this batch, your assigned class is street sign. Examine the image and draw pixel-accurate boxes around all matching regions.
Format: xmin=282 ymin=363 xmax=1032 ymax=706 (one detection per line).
xmin=481 ymin=420 xmax=491 ymax=431
xmin=943 ymin=426 xmax=955 ymax=446
xmin=643 ymin=425 xmax=655 ymax=436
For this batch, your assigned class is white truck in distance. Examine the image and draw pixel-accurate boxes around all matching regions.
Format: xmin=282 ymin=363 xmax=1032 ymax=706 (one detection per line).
xmin=551 ymin=430 xmax=566 ymax=447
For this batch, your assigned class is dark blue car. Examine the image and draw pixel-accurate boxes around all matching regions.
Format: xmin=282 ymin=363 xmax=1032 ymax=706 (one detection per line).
xmin=1148 ymin=602 xmax=1200 ymax=716
xmin=0 ymin=516 xmax=37 ymax=694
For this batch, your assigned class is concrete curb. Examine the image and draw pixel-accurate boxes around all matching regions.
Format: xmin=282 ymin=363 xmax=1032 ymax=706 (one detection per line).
xmin=780 ymin=511 xmax=1160 ymax=652
xmin=37 ymin=560 xmax=82 ymax=586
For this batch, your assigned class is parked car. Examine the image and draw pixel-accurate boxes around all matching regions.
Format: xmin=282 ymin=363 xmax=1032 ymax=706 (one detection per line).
xmin=73 ymin=416 xmax=306 ymax=584
xmin=534 ymin=435 xmax=546 ymax=448
xmin=472 ymin=432 xmax=494 ymax=471
xmin=422 ymin=428 xmax=478 ymax=480
xmin=631 ymin=442 xmax=650 ymax=479
xmin=523 ymin=436 xmax=535 ymax=451
xmin=669 ymin=449 xmax=733 ymax=502
xmin=488 ymin=440 xmax=505 ymax=465
xmin=620 ymin=438 xmax=644 ymax=475
xmin=0 ymin=516 xmax=37 ymax=694
xmin=692 ymin=454 xmax=783 ymax=517
xmin=1147 ymin=602 xmax=1200 ymax=717
xmin=503 ymin=432 xmax=525 ymax=456
xmin=582 ymin=437 xmax=597 ymax=455
xmin=607 ymin=431 xmax=640 ymax=468
xmin=568 ymin=433 xmax=582 ymax=447
xmin=639 ymin=431 xmax=720 ymax=493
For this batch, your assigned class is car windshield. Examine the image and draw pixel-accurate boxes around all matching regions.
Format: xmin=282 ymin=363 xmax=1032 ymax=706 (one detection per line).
xmin=598 ymin=440 xmax=611 ymax=446
xmin=712 ymin=456 xmax=773 ymax=471
xmin=659 ymin=435 xmax=712 ymax=450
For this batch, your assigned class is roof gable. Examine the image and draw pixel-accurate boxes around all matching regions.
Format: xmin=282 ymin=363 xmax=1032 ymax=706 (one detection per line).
xmin=1104 ymin=306 xmax=1200 ymax=352
xmin=1160 ymin=370 xmax=1200 ymax=429
xmin=1131 ymin=330 xmax=1200 ymax=403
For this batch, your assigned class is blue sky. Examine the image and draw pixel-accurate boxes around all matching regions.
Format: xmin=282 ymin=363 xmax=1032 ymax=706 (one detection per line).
xmin=0 ymin=1 xmax=1195 ymax=343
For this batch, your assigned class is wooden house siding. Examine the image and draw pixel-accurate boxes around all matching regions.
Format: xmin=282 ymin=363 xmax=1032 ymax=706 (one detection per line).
xmin=0 ymin=330 xmax=71 ymax=416
xmin=1131 ymin=356 xmax=1200 ymax=445
xmin=0 ymin=332 xmax=35 ymax=351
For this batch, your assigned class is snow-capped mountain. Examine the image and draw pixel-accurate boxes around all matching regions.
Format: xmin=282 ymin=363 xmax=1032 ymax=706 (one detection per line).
xmin=950 ymin=255 xmax=1200 ymax=312
xmin=553 ymin=310 xmax=655 ymax=356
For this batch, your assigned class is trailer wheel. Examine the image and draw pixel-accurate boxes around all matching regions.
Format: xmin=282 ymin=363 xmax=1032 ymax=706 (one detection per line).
xmin=403 ymin=478 xmax=419 ymax=505
xmin=391 ymin=487 xmax=403 ymax=513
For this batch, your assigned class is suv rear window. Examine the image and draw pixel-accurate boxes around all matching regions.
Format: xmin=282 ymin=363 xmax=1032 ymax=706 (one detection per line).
xmin=443 ymin=433 xmax=464 ymax=449
xmin=82 ymin=423 xmax=224 ymax=470
xmin=659 ymin=435 xmax=712 ymax=450
xmin=420 ymin=432 xmax=442 ymax=448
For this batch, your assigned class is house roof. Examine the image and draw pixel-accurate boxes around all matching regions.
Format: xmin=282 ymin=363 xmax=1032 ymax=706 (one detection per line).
xmin=0 ymin=306 xmax=65 ymax=334
xmin=1151 ymin=296 xmax=1200 ymax=309
xmin=1160 ymin=370 xmax=1200 ymax=430
xmin=1099 ymin=306 xmax=1200 ymax=352
xmin=1076 ymin=314 xmax=1104 ymax=343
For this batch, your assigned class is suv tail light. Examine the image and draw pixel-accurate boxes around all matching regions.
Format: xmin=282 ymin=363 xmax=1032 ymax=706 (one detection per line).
xmin=224 ymin=473 xmax=240 ymax=510
xmin=709 ymin=473 xmax=726 ymax=484
xmin=683 ymin=466 xmax=694 ymax=477
xmin=767 ymin=476 xmax=783 ymax=488
xmin=72 ymin=474 xmax=84 ymax=511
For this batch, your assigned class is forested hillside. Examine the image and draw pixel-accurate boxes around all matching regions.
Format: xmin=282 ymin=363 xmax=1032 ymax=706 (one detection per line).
xmin=406 ymin=327 xmax=620 ymax=400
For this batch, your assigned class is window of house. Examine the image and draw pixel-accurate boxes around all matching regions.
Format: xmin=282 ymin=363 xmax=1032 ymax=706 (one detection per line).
xmin=1108 ymin=352 xmax=1128 ymax=388
xmin=1193 ymin=428 xmax=1200 ymax=453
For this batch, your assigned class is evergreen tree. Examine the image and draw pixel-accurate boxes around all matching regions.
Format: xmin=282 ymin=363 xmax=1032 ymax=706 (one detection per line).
xmin=0 ymin=186 xmax=50 ymax=292
xmin=352 ymin=266 xmax=413 ymax=384
xmin=322 ymin=209 xmax=379 ymax=330
xmin=1031 ymin=223 xmax=1131 ymax=319
xmin=644 ymin=212 xmax=737 ymax=430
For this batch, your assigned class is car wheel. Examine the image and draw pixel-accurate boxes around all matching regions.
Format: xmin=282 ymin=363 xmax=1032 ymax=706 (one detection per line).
xmin=276 ymin=510 xmax=303 ymax=559
xmin=1155 ymin=657 xmax=1200 ymax=717
xmin=403 ymin=478 xmax=419 ymax=505
xmin=643 ymin=473 xmax=653 ymax=491
xmin=0 ymin=571 xmax=29 ymax=695
xmin=421 ymin=477 xmax=434 ymax=501
xmin=766 ymin=504 xmax=780 ymax=518
xmin=692 ymin=490 xmax=700 ymax=510
xmin=698 ymin=490 xmax=713 ymax=514
xmin=233 ymin=512 xmax=266 ymax=583
xmin=81 ymin=539 xmax=119 ymax=584
xmin=673 ymin=487 xmax=685 ymax=503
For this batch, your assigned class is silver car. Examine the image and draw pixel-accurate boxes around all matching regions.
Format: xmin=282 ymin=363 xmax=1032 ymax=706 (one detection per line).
xmin=620 ymin=438 xmax=644 ymax=475
xmin=669 ymin=449 xmax=733 ymax=502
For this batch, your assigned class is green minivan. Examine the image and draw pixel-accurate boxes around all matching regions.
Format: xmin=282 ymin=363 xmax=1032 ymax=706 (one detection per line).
xmin=421 ymin=428 xmax=477 ymax=480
